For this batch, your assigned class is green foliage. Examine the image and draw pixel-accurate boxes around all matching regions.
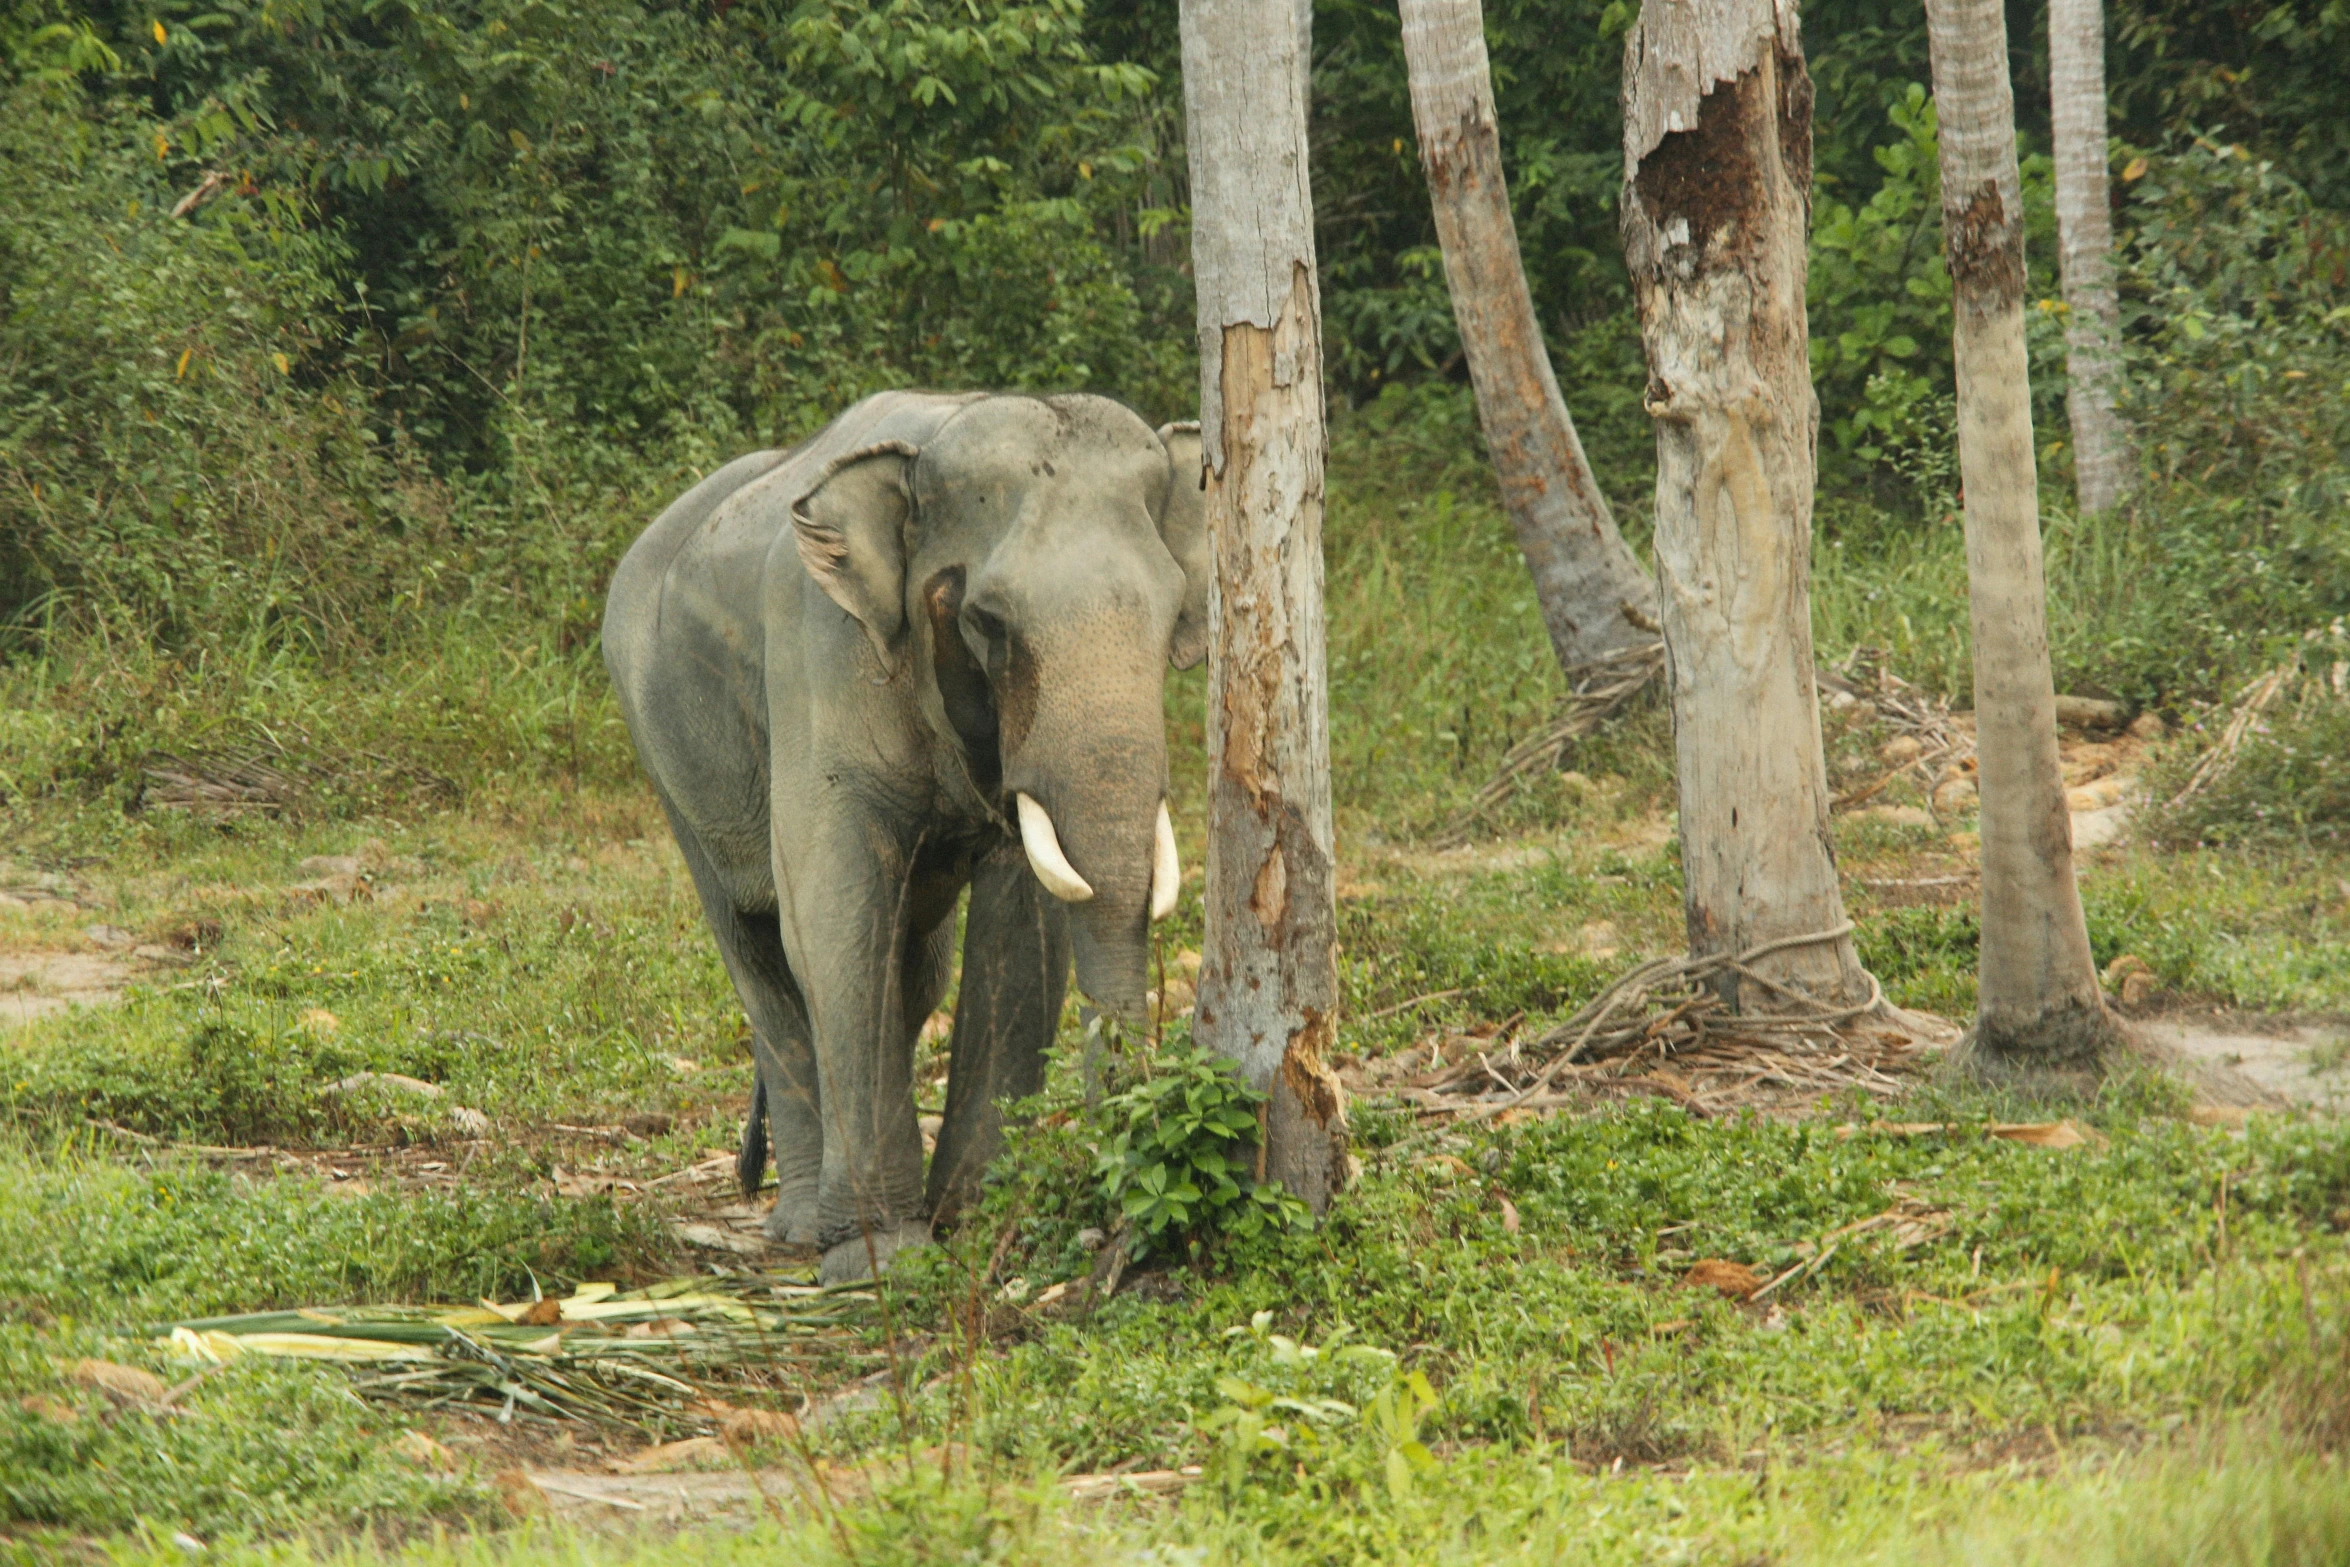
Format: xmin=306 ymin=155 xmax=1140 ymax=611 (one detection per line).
xmin=1093 ymin=1045 xmax=1309 ymax=1258
xmin=1201 ymin=1318 xmax=1436 ymax=1507
xmin=2111 ymin=0 xmax=2350 ymax=209
xmin=0 ymin=1322 xmax=482 ymax=1542
xmin=0 ymin=80 xmax=409 ymax=642
xmin=2121 ymin=140 xmax=2350 ymax=626
xmin=1305 ymin=0 xmax=1631 ymax=400
xmin=1807 ymin=84 xmax=2067 ymax=507
xmin=2158 ymin=702 xmax=2350 ymax=849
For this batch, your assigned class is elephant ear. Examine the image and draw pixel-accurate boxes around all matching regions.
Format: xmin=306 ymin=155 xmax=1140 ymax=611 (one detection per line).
xmin=792 ymin=440 xmax=919 ymax=671
xmin=1155 ymin=420 xmax=1211 ymax=671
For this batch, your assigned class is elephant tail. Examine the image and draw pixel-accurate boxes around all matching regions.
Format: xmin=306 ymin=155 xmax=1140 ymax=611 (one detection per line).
xmin=736 ymin=1071 xmax=770 ymax=1200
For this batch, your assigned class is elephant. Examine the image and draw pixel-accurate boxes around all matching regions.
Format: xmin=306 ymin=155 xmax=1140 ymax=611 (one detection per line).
xmin=602 ymin=392 xmax=1209 ymax=1282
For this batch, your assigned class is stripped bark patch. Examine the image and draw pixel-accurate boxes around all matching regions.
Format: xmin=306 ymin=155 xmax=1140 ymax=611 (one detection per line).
xmin=1631 ymin=65 xmax=1767 ymax=261
xmin=1942 ymin=177 xmax=2026 ymax=303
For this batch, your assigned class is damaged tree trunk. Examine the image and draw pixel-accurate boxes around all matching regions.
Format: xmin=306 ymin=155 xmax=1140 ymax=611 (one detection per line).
xmin=2049 ymin=0 xmax=2134 ymax=515
xmin=1927 ymin=0 xmax=2121 ymax=1070
xmin=1179 ymin=0 xmax=1345 ymax=1210
xmin=1620 ymin=0 xmax=1873 ymax=1009
xmin=1399 ymin=0 xmax=1662 ymax=671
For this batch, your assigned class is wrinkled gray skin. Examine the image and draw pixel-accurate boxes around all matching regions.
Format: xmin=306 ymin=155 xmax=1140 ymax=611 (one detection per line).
xmin=603 ymin=393 xmax=1208 ymax=1282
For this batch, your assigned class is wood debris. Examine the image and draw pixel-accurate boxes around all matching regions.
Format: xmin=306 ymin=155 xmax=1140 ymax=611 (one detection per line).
xmin=2167 ymin=619 xmax=2349 ymax=810
xmin=1353 ymin=926 xmax=1949 ymax=1143
xmin=1433 ymin=643 xmax=1664 ymax=849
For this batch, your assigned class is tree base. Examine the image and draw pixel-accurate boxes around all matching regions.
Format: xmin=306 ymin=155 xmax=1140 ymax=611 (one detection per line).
xmin=1951 ymin=997 xmax=2128 ymax=1088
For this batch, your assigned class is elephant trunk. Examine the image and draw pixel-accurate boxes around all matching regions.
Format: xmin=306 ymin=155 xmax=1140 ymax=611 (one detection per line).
xmin=1005 ymin=730 xmax=1164 ymax=1025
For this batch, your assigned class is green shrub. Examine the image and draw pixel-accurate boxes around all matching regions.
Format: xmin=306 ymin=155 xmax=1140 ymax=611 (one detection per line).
xmin=0 ymin=81 xmax=417 ymax=643
xmin=1093 ymin=1045 xmax=1310 ymax=1260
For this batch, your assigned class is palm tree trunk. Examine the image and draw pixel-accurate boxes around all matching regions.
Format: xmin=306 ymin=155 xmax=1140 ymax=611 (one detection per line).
xmin=1620 ymin=0 xmax=1873 ymax=1009
xmin=1926 ymin=0 xmax=2120 ymax=1068
xmin=1399 ymin=0 xmax=1662 ymax=671
xmin=2049 ymin=0 xmax=2134 ymax=514
xmin=1179 ymin=0 xmax=1345 ymax=1210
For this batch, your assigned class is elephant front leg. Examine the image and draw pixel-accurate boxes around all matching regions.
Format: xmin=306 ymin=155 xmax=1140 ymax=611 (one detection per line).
xmin=779 ymin=818 xmax=935 ymax=1283
xmin=927 ymin=840 xmax=1072 ymax=1222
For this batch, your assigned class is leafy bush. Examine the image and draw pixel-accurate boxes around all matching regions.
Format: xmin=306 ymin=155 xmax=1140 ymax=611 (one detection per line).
xmin=2122 ymin=138 xmax=2350 ymax=627
xmin=1092 ymin=1045 xmax=1310 ymax=1260
xmin=0 ymin=81 xmax=417 ymax=642
xmin=1807 ymin=84 xmax=2068 ymax=507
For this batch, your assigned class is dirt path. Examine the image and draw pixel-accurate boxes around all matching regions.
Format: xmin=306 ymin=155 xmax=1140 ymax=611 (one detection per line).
xmin=0 ymin=951 xmax=138 ymax=1028
xmin=2141 ymin=1014 xmax=2350 ymax=1112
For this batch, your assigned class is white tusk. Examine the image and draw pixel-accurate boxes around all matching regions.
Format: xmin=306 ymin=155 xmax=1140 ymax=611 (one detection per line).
xmin=1150 ymin=801 xmax=1180 ymax=922
xmin=1016 ymin=793 xmax=1095 ymax=903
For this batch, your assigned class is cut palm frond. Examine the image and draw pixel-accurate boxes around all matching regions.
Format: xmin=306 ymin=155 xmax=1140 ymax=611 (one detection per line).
xmin=154 ymin=1271 xmax=882 ymax=1433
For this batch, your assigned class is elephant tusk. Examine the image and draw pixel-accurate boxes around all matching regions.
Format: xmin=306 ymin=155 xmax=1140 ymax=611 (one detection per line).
xmin=1150 ymin=801 xmax=1180 ymax=922
xmin=1015 ymin=793 xmax=1095 ymax=903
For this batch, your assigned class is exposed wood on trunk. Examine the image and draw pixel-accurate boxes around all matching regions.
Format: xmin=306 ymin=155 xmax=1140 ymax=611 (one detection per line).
xmin=1926 ymin=0 xmax=2120 ymax=1068
xmin=2049 ymin=0 xmax=2134 ymax=515
xmin=1620 ymin=0 xmax=1872 ymax=1011
xmin=1180 ymin=0 xmax=1345 ymax=1210
xmin=1398 ymin=0 xmax=1662 ymax=671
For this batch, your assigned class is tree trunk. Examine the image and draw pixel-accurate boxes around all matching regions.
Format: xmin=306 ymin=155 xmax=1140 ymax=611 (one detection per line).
xmin=1927 ymin=0 xmax=2120 ymax=1068
xmin=1620 ymin=0 xmax=1871 ymax=1009
xmin=1398 ymin=0 xmax=1663 ymax=671
xmin=2049 ymin=0 xmax=2134 ymax=514
xmin=1180 ymin=0 xmax=1346 ymax=1210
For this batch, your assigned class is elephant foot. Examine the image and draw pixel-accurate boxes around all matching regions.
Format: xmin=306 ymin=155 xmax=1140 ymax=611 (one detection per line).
xmin=820 ymin=1220 xmax=933 ymax=1284
xmin=763 ymin=1194 xmax=821 ymax=1249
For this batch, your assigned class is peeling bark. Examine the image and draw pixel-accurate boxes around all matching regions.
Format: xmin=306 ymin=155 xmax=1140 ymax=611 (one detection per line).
xmin=1181 ymin=0 xmax=1345 ymax=1210
xmin=1399 ymin=0 xmax=1662 ymax=670
xmin=1927 ymin=0 xmax=2120 ymax=1069
xmin=2049 ymin=0 xmax=2134 ymax=515
xmin=1620 ymin=0 xmax=1871 ymax=1009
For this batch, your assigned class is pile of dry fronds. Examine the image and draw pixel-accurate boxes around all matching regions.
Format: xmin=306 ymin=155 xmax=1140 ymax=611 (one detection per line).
xmin=158 ymin=1275 xmax=880 ymax=1432
xmin=1436 ymin=643 xmax=1989 ymax=850
xmin=1820 ymin=647 xmax=1977 ymax=818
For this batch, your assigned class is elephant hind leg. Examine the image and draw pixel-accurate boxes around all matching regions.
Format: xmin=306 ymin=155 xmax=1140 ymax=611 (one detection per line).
xmin=655 ymin=795 xmax=821 ymax=1246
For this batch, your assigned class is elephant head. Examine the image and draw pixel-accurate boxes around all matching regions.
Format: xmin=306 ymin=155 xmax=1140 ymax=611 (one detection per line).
xmin=789 ymin=395 xmax=1210 ymax=1021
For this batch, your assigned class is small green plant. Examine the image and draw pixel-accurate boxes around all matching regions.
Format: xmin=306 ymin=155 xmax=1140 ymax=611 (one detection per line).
xmin=1091 ymin=1045 xmax=1310 ymax=1259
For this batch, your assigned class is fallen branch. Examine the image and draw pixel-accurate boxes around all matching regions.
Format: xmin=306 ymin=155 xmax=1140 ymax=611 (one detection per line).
xmin=2166 ymin=621 xmax=2349 ymax=809
xmin=1378 ymin=924 xmax=1938 ymax=1148
xmin=1432 ymin=643 xmax=1663 ymax=849
xmin=1361 ymin=988 xmax=1465 ymax=1022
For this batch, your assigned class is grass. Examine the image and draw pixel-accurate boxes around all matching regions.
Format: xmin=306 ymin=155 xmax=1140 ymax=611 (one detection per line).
xmin=55 ymin=1429 xmax=2350 ymax=1566
xmin=1 ymin=394 xmax=2347 ymax=1561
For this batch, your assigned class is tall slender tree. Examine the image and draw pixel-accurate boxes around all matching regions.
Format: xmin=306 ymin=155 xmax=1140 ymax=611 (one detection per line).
xmin=1926 ymin=0 xmax=2122 ymax=1070
xmin=1620 ymin=0 xmax=1873 ymax=1009
xmin=2049 ymin=0 xmax=2134 ymax=515
xmin=1179 ymin=0 xmax=1346 ymax=1208
xmin=1398 ymin=0 xmax=1662 ymax=673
